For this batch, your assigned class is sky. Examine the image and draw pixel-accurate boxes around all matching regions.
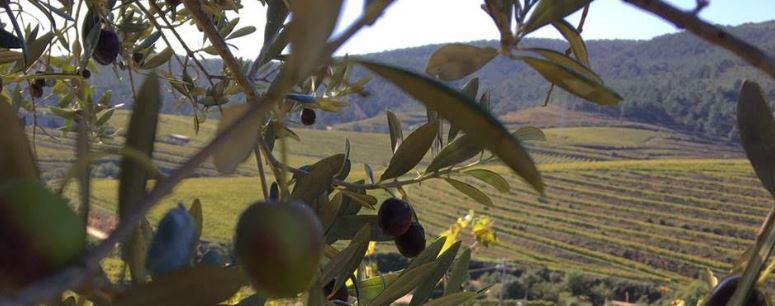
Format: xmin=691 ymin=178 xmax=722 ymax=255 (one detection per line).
xmin=12 ymin=0 xmax=775 ymax=58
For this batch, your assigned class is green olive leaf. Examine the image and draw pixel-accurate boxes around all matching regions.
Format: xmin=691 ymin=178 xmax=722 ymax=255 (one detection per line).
xmin=425 ymin=43 xmax=498 ymax=81
xmin=356 ymin=60 xmax=543 ymax=194
xmin=403 ymin=236 xmax=447 ymax=275
xmin=325 ymin=215 xmax=393 ymax=243
xmin=409 ymin=242 xmax=462 ymax=306
xmin=112 ymin=266 xmax=247 ymax=306
xmin=141 ymin=47 xmax=174 ymax=70
xmin=448 ymin=78 xmax=479 ymax=142
xmin=445 ymin=248 xmax=471 ymax=294
xmin=321 ymin=225 xmax=371 ymax=296
xmin=552 ymin=20 xmax=590 ymax=67
xmin=0 ymin=96 xmax=38 ymax=182
xmin=426 ymin=133 xmax=480 ymax=173
xmin=381 ymin=121 xmax=439 ymax=181
xmin=369 ymin=262 xmax=436 ymax=306
xmin=227 ymin=26 xmax=257 ymax=40
xmin=387 ymin=110 xmax=403 ymax=153
xmin=445 ymin=178 xmax=494 ymax=207
xmin=0 ymin=28 xmax=22 ymax=49
xmin=521 ymin=0 xmax=590 ymax=34
xmin=522 ymin=48 xmax=602 ymax=83
xmin=463 ymin=169 xmax=510 ymax=193
xmin=212 ymin=104 xmax=263 ymax=174
xmin=291 ymin=154 xmax=346 ymax=205
xmin=284 ymin=0 xmax=343 ymax=81
xmin=521 ymin=56 xmax=621 ymax=106
xmin=513 ymin=127 xmax=546 ymax=142
xmin=20 ymin=31 xmax=54 ymax=70
xmin=737 ymin=80 xmax=775 ymax=197
xmin=355 ymin=274 xmax=400 ymax=304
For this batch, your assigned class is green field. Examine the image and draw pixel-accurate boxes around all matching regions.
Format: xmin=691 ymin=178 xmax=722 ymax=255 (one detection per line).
xmin=33 ymin=108 xmax=769 ymax=288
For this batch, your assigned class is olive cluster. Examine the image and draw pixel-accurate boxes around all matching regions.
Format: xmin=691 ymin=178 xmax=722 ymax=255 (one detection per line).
xmin=378 ymin=198 xmax=426 ymax=258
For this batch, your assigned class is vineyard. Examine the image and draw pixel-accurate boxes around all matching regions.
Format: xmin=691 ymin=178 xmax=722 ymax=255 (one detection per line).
xmin=36 ymin=108 xmax=771 ymax=288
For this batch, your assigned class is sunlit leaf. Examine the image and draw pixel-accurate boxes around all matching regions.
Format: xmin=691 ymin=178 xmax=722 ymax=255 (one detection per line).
xmin=112 ymin=266 xmax=247 ymax=306
xmin=426 ymin=134 xmax=480 ymax=173
xmin=356 ymin=60 xmax=543 ymax=194
xmin=522 ymin=56 xmax=620 ymax=105
xmin=737 ymin=80 xmax=775 ymax=197
xmin=521 ymin=0 xmax=591 ymax=34
xmin=463 ymin=169 xmax=509 ymax=193
xmin=381 ymin=121 xmax=439 ymax=181
xmin=387 ymin=110 xmax=403 ymax=153
xmin=523 ymin=48 xmax=601 ymax=83
xmin=513 ymin=127 xmax=546 ymax=142
xmin=410 ymin=242 xmax=462 ymax=306
xmin=552 ymin=20 xmax=590 ymax=66
xmin=212 ymin=104 xmax=263 ymax=174
xmin=285 ymin=0 xmax=343 ymax=80
xmin=141 ymin=47 xmax=174 ymax=70
xmin=354 ymin=274 xmax=400 ymax=303
xmin=425 ymin=43 xmax=498 ymax=81
xmin=445 ymin=178 xmax=493 ymax=207
xmin=369 ymin=262 xmax=436 ymax=306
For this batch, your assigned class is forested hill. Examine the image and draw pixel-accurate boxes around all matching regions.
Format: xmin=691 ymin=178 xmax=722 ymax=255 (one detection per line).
xmin=84 ymin=21 xmax=775 ymax=139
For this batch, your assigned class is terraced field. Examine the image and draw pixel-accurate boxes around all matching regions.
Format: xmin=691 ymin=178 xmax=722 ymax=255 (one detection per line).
xmin=34 ymin=109 xmax=770 ymax=288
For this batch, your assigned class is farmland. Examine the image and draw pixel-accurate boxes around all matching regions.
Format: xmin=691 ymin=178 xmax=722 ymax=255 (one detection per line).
xmin=33 ymin=108 xmax=772 ymax=290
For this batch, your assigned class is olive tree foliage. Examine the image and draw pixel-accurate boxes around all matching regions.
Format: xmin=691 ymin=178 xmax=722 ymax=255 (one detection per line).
xmin=1 ymin=0 xmax=775 ymax=305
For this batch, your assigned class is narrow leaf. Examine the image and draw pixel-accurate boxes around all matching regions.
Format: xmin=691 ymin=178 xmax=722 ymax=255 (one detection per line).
xmin=522 ymin=56 xmax=621 ymax=105
xmin=426 ymin=134 xmax=480 ymax=173
xmin=291 ymin=154 xmax=345 ymax=204
xmin=552 ymin=20 xmax=590 ymax=66
xmin=445 ymin=178 xmax=493 ymax=207
xmin=326 ymin=215 xmax=393 ymax=243
xmin=410 ymin=242 xmax=462 ymax=306
xmin=321 ymin=226 xmax=371 ymax=295
xmin=404 ymin=237 xmax=447 ymax=274
xmin=425 ymin=43 xmax=498 ymax=81
xmin=463 ymin=169 xmax=510 ymax=193
xmin=227 ymin=26 xmax=257 ymax=40
xmin=112 ymin=266 xmax=247 ymax=306
xmin=387 ymin=110 xmax=403 ymax=153
xmin=369 ymin=262 xmax=436 ymax=306
xmin=522 ymin=0 xmax=591 ymax=34
xmin=523 ymin=48 xmax=601 ymax=83
xmin=356 ymin=60 xmax=543 ymax=194
xmin=423 ymin=292 xmax=478 ymax=306
xmin=212 ymin=105 xmax=263 ymax=174
xmin=381 ymin=121 xmax=439 ymax=181
xmin=141 ymin=47 xmax=174 ymax=70
xmin=738 ymin=80 xmax=775 ymax=197
xmin=513 ymin=127 xmax=546 ymax=142
xmin=445 ymin=248 xmax=471 ymax=294
xmin=449 ymin=78 xmax=479 ymax=142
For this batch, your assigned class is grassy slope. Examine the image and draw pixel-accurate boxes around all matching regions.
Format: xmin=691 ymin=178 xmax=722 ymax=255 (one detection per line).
xmin=33 ymin=109 xmax=763 ymax=285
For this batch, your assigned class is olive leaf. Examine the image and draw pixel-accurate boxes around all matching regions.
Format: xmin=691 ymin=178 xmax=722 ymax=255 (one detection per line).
xmin=553 ymin=20 xmax=590 ymax=67
xmin=212 ymin=104 xmax=264 ymax=174
xmin=20 ymin=31 xmax=54 ymax=70
xmin=325 ymin=215 xmax=393 ymax=243
xmin=409 ymin=242 xmax=462 ymax=306
xmin=448 ymin=78 xmax=479 ymax=142
xmin=356 ymin=274 xmax=400 ymax=304
xmin=737 ymin=80 xmax=775 ymax=197
xmin=284 ymin=0 xmax=342 ymax=81
xmin=356 ymin=60 xmax=543 ymax=194
xmin=521 ymin=0 xmax=591 ymax=34
xmin=227 ymin=26 xmax=257 ymax=40
xmin=0 ymin=96 xmax=38 ymax=182
xmin=523 ymin=48 xmax=602 ymax=83
xmin=463 ymin=169 xmax=510 ymax=193
xmin=426 ymin=134 xmax=480 ymax=173
xmin=126 ymin=217 xmax=153 ymax=284
xmin=263 ymin=0 xmax=289 ymax=47
xmin=422 ymin=292 xmax=479 ymax=306
xmin=381 ymin=121 xmax=439 ymax=181
xmin=0 ymin=28 xmax=22 ymax=49
xmin=369 ymin=262 xmax=437 ymax=306
xmin=387 ymin=110 xmax=403 ymax=152
xmin=403 ymin=237 xmax=447 ymax=274
xmin=425 ymin=43 xmax=498 ymax=81
xmin=291 ymin=154 xmax=345 ymax=205
xmin=112 ymin=266 xmax=247 ymax=306
xmin=521 ymin=56 xmax=620 ymax=105
xmin=189 ymin=199 xmax=203 ymax=245
xmin=141 ymin=47 xmax=174 ymax=70
xmin=514 ymin=126 xmax=546 ymax=141
xmin=445 ymin=248 xmax=471 ymax=294
xmin=445 ymin=178 xmax=494 ymax=207
xmin=321 ymin=226 xmax=371 ymax=296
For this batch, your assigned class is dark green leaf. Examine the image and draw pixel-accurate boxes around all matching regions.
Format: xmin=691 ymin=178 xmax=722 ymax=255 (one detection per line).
xmin=425 ymin=43 xmax=498 ymax=81
xmin=356 ymin=60 xmax=543 ymax=194
xmin=381 ymin=121 xmax=439 ymax=181
xmin=445 ymin=248 xmax=471 ymax=294
xmin=522 ymin=56 xmax=620 ymax=105
xmin=321 ymin=226 xmax=370 ymax=295
xmin=95 ymin=109 xmax=115 ymax=127
xmin=463 ymin=169 xmax=509 ymax=193
xmin=356 ymin=274 xmax=400 ymax=303
xmin=738 ymin=80 xmax=775 ymax=197
xmin=119 ymin=73 xmax=160 ymax=223
xmin=112 ymin=266 xmax=247 ymax=306
xmin=23 ymin=31 xmax=54 ymax=69
xmin=340 ymin=190 xmax=377 ymax=209
xmin=0 ymin=28 xmax=22 ymax=48
xmin=521 ymin=0 xmax=590 ymax=34
xmin=423 ymin=292 xmax=478 ymax=306
xmin=136 ymin=31 xmax=162 ymax=52
xmin=552 ymin=20 xmax=590 ymax=66
xmin=141 ymin=47 xmax=174 ymax=70
xmin=387 ymin=110 xmax=403 ymax=153
xmin=445 ymin=178 xmax=493 ymax=207
xmin=364 ymin=163 xmax=375 ymax=184
xmin=409 ymin=242 xmax=462 ymax=306
xmin=426 ymin=134 xmax=480 ymax=173
xmin=291 ymin=154 xmax=345 ymax=204
xmin=370 ymin=262 xmax=436 ymax=306
xmin=325 ymin=215 xmax=393 ymax=243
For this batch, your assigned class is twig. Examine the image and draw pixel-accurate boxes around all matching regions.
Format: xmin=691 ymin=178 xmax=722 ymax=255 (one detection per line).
xmin=622 ymin=0 xmax=775 ymax=81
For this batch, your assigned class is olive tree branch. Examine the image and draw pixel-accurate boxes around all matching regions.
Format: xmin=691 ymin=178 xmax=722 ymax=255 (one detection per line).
xmin=0 ymin=1 xmax=395 ymax=304
xmin=622 ymin=0 xmax=775 ymax=80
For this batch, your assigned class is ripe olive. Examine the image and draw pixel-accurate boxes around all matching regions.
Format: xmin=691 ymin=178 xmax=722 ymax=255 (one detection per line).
xmin=0 ymin=180 xmax=86 ymax=294
xmin=394 ymin=222 xmax=426 ymax=258
xmin=234 ymin=201 xmax=324 ymax=298
xmin=33 ymin=79 xmax=45 ymax=88
xmin=323 ymin=280 xmax=349 ymax=302
xmin=145 ymin=204 xmax=196 ymax=276
xmin=28 ymin=84 xmax=42 ymax=98
xmin=378 ymin=198 xmax=413 ymax=236
xmin=705 ymin=275 xmax=767 ymax=306
xmin=80 ymin=69 xmax=91 ymax=79
xmin=132 ymin=52 xmax=144 ymax=64
xmin=301 ymin=108 xmax=316 ymax=126
xmin=93 ymin=30 xmax=120 ymax=65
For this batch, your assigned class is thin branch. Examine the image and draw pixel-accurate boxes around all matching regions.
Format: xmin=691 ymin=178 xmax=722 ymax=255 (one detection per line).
xmin=622 ymin=0 xmax=775 ymax=81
